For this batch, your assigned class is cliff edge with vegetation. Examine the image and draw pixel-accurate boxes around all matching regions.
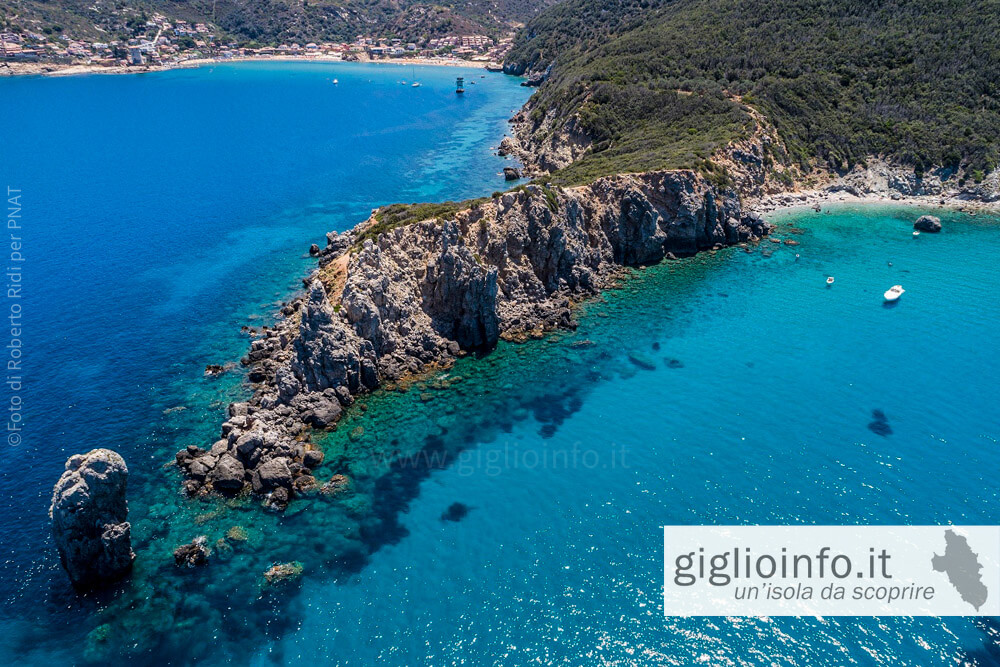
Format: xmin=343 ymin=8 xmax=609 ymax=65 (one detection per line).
xmin=502 ymin=0 xmax=1000 ymax=195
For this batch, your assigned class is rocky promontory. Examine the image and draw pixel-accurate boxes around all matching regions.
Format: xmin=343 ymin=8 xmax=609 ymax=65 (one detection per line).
xmin=176 ymin=170 xmax=769 ymax=506
xmin=49 ymin=449 xmax=135 ymax=589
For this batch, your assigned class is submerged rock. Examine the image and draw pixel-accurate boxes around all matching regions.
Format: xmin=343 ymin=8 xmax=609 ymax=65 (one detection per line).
xmin=292 ymin=475 xmax=319 ymax=495
xmin=867 ymin=409 xmax=893 ymax=437
xmin=225 ymin=525 xmax=249 ymax=543
xmin=262 ymin=561 xmax=304 ymax=587
xmin=49 ymin=449 xmax=135 ymax=589
xmin=627 ymin=353 xmax=657 ymax=371
xmin=264 ymin=486 xmax=291 ymax=511
xmin=174 ymin=536 xmax=211 ymax=567
xmin=914 ymin=215 xmax=942 ymax=232
xmin=440 ymin=502 xmax=472 ymax=522
xmin=83 ymin=624 xmax=114 ymax=662
xmin=320 ymin=474 xmax=351 ymax=496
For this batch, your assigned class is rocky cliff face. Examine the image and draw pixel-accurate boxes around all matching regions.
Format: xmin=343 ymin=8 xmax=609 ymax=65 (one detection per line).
xmin=176 ymin=170 xmax=769 ymax=505
xmin=825 ymin=160 xmax=1000 ymax=202
xmin=49 ymin=449 xmax=134 ymax=589
xmin=506 ymin=101 xmax=593 ymax=176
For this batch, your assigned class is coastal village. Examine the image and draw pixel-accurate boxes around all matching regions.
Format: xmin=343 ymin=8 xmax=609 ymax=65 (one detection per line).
xmin=0 ymin=12 xmax=513 ymax=74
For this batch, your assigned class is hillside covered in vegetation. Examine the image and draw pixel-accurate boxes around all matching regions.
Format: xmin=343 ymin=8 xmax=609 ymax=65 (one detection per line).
xmin=0 ymin=0 xmax=556 ymax=44
xmin=505 ymin=0 xmax=1000 ymax=185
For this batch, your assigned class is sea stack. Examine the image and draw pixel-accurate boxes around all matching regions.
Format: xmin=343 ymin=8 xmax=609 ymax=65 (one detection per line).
xmin=49 ymin=449 xmax=135 ymax=589
xmin=914 ymin=215 xmax=942 ymax=232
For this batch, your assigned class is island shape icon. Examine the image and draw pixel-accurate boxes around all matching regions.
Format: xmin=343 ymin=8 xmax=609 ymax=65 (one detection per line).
xmin=932 ymin=529 xmax=989 ymax=611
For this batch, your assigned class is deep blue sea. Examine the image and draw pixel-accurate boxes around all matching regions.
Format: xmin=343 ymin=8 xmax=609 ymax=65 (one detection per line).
xmin=1 ymin=63 xmax=1000 ymax=665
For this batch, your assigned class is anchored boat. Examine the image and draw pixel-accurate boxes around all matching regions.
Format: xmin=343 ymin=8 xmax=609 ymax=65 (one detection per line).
xmin=883 ymin=285 xmax=905 ymax=302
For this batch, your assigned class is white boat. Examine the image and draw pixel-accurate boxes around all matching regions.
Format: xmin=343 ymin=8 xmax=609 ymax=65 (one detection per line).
xmin=826 ymin=277 xmax=835 ymax=285
xmin=412 ymin=82 xmax=421 ymax=87
xmin=883 ymin=285 xmax=905 ymax=302
xmin=912 ymin=230 xmax=920 ymax=237
xmin=332 ymin=78 xmax=339 ymax=85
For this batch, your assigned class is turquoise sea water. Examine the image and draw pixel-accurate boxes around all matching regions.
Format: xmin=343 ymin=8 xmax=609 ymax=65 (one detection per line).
xmin=2 ymin=63 xmax=1000 ymax=665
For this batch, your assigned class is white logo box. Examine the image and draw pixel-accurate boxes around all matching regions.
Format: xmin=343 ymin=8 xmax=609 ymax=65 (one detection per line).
xmin=663 ymin=525 xmax=1000 ymax=616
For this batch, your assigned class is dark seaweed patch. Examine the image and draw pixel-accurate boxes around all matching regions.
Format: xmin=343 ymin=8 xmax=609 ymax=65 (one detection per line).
xmin=440 ymin=502 xmax=472 ymax=522
xmin=868 ymin=409 xmax=893 ymax=436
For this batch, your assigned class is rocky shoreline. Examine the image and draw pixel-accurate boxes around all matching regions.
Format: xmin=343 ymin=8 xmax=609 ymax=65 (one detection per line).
xmin=176 ymin=170 xmax=770 ymax=508
xmin=175 ymin=91 xmax=999 ymax=512
xmin=748 ymin=159 xmax=1000 ymax=216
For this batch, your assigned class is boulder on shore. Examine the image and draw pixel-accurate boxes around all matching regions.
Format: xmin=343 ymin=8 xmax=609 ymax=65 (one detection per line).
xmin=49 ymin=449 xmax=135 ymax=589
xmin=208 ymin=454 xmax=246 ymax=493
xmin=503 ymin=166 xmax=522 ymax=181
xmin=914 ymin=215 xmax=942 ymax=232
xmin=497 ymin=137 xmax=517 ymax=157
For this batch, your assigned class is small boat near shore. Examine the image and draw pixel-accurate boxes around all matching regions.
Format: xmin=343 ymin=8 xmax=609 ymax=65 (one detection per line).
xmin=883 ymin=285 xmax=905 ymax=302
xmin=913 ymin=230 xmax=920 ymax=237
xmin=826 ymin=276 xmax=835 ymax=285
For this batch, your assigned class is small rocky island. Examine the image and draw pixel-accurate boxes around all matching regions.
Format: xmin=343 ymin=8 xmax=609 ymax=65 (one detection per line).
xmin=914 ymin=215 xmax=943 ymax=232
xmin=49 ymin=449 xmax=134 ymax=589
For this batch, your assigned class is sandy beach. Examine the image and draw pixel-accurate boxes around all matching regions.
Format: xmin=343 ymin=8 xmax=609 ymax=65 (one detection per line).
xmin=1 ymin=54 xmax=495 ymax=78
xmin=755 ymin=188 xmax=1000 ymax=217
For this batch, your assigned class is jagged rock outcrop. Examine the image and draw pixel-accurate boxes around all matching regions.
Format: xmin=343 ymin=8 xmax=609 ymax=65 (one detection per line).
xmin=914 ymin=215 xmax=942 ymax=232
xmin=503 ymin=166 xmax=522 ymax=180
xmin=496 ymin=137 xmax=518 ymax=157
xmin=835 ymin=160 xmax=950 ymax=197
xmin=176 ymin=170 xmax=769 ymax=505
xmin=960 ymin=170 xmax=1000 ymax=202
xmin=174 ymin=536 xmax=210 ymax=567
xmin=508 ymin=105 xmax=593 ymax=175
xmin=49 ymin=449 xmax=135 ymax=589
xmin=755 ymin=161 xmax=1000 ymax=211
